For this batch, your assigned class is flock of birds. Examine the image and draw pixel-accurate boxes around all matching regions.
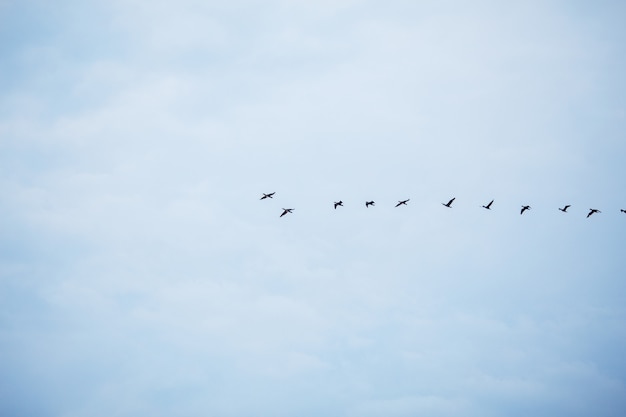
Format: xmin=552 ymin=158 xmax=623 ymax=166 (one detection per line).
xmin=260 ymin=192 xmax=626 ymax=218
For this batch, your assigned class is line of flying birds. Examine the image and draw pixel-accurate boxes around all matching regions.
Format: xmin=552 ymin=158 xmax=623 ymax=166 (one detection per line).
xmin=260 ymin=192 xmax=626 ymax=218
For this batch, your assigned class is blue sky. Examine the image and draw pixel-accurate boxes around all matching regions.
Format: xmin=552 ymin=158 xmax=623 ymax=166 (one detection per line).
xmin=1 ymin=1 xmax=626 ymax=416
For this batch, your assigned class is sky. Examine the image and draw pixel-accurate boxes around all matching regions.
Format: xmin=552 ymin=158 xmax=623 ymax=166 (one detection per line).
xmin=1 ymin=0 xmax=626 ymax=416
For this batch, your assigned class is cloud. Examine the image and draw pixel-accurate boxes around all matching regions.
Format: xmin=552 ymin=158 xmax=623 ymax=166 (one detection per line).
xmin=1 ymin=1 xmax=626 ymax=416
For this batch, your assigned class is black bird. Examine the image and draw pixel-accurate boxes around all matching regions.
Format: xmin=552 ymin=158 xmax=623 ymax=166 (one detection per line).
xmin=521 ymin=205 xmax=531 ymax=215
xmin=621 ymin=209 xmax=626 ymax=214
xmin=366 ymin=201 xmax=375 ymax=208
xmin=587 ymin=208 xmax=601 ymax=218
xmin=395 ymin=199 xmax=410 ymax=207
xmin=482 ymin=200 xmax=494 ymax=210
xmin=334 ymin=201 xmax=344 ymax=209
xmin=260 ymin=192 xmax=275 ymax=200
xmin=559 ymin=205 xmax=571 ymax=213
xmin=280 ymin=208 xmax=294 ymax=217
xmin=442 ymin=197 xmax=455 ymax=208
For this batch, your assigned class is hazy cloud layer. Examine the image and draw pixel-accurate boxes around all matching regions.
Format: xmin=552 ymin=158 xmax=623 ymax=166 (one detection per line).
xmin=1 ymin=1 xmax=625 ymax=416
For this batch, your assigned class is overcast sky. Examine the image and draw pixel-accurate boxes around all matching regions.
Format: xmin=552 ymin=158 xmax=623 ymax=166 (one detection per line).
xmin=1 ymin=1 xmax=626 ymax=416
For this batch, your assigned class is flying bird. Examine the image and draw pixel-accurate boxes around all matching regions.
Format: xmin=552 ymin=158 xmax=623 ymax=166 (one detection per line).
xmin=520 ymin=205 xmax=531 ymax=215
xmin=395 ymin=199 xmax=410 ymax=207
xmin=559 ymin=205 xmax=571 ymax=212
xmin=621 ymin=209 xmax=626 ymax=214
xmin=482 ymin=200 xmax=494 ymax=210
xmin=442 ymin=197 xmax=455 ymax=208
xmin=587 ymin=208 xmax=601 ymax=218
xmin=280 ymin=208 xmax=294 ymax=217
xmin=334 ymin=201 xmax=344 ymax=209
xmin=366 ymin=201 xmax=375 ymax=208
xmin=260 ymin=192 xmax=275 ymax=200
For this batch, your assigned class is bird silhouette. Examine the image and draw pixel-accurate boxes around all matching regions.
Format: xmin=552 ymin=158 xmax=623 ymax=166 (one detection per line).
xmin=559 ymin=205 xmax=571 ymax=212
xmin=482 ymin=200 xmax=494 ymax=210
xmin=260 ymin=192 xmax=275 ymax=200
xmin=442 ymin=197 xmax=455 ymax=208
xmin=280 ymin=208 xmax=294 ymax=217
xmin=395 ymin=199 xmax=410 ymax=207
xmin=366 ymin=201 xmax=375 ymax=208
xmin=334 ymin=201 xmax=344 ymax=209
xmin=587 ymin=208 xmax=601 ymax=218
xmin=521 ymin=205 xmax=531 ymax=215
xmin=621 ymin=209 xmax=626 ymax=214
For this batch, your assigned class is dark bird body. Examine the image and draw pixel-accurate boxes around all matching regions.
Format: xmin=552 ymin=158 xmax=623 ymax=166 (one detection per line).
xmin=559 ymin=205 xmax=571 ymax=212
xmin=482 ymin=200 xmax=494 ymax=210
xmin=395 ymin=199 xmax=410 ymax=207
xmin=442 ymin=197 xmax=455 ymax=208
xmin=621 ymin=209 xmax=626 ymax=214
xmin=366 ymin=201 xmax=375 ymax=208
xmin=260 ymin=192 xmax=275 ymax=200
xmin=521 ymin=205 xmax=531 ymax=215
xmin=334 ymin=201 xmax=344 ymax=209
xmin=587 ymin=209 xmax=601 ymax=218
xmin=280 ymin=208 xmax=294 ymax=217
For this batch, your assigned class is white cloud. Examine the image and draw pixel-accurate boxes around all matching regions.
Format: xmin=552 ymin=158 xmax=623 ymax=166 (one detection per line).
xmin=1 ymin=1 xmax=626 ymax=416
